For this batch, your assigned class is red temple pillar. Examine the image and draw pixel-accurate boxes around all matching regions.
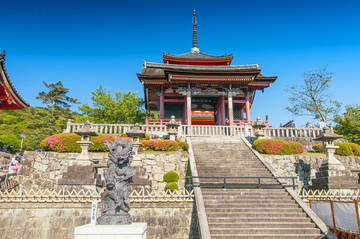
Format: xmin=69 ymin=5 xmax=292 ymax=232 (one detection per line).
xmin=245 ymin=95 xmax=251 ymax=123
xmin=160 ymin=88 xmax=164 ymax=119
xmin=228 ymin=93 xmax=234 ymax=126
xmin=186 ymin=91 xmax=191 ymax=125
xmin=240 ymin=106 xmax=244 ymax=121
xmin=220 ymin=96 xmax=225 ymax=125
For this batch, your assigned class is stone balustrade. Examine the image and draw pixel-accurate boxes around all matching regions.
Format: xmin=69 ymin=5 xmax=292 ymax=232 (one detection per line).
xmin=64 ymin=119 xmax=321 ymax=138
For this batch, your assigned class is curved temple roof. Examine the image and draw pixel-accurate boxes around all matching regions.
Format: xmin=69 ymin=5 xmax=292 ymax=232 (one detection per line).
xmin=0 ymin=51 xmax=30 ymax=110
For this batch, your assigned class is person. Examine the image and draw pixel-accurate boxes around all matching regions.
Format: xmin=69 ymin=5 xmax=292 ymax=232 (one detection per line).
xmin=8 ymin=154 xmax=19 ymax=174
xmin=305 ymin=122 xmax=311 ymax=128
xmin=318 ymin=120 xmax=326 ymax=130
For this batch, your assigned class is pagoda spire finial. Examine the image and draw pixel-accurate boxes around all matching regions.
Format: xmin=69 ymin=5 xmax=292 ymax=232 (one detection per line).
xmin=191 ymin=10 xmax=199 ymax=53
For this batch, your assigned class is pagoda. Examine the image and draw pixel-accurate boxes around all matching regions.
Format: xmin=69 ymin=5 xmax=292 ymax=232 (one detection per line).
xmin=0 ymin=51 xmax=29 ymax=110
xmin=137 ymin=11 xmax=277 ymax=126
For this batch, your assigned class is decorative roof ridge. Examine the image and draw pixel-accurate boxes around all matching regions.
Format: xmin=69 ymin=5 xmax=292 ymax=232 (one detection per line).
xmin=144 ymin=62 xmax=259 ymax=70
xmin=163 ymin=51 xmax=233 ymax=59
xmin=0 ymin=50 xmax=30 ymax=107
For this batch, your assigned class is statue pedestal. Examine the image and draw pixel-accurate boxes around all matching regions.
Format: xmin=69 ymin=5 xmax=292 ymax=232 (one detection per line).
xmin=74 ymin=223 xmax=147 ymax=239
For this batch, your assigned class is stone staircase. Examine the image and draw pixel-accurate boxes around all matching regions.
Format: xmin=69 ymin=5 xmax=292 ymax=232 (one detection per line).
xmin=190 ymin=137 xmax=328 ymax=239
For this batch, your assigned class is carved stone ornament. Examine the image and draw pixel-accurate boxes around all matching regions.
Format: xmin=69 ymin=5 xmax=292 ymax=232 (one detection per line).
xmin=97 ymin=139 xmax=135 ymax=225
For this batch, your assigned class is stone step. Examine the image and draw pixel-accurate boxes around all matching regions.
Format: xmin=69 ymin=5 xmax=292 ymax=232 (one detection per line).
xmin=201 ymin=189 xmax=290 ymax=195
xmin=209 ymin=228 xmax=321 ymax=235
xmin=211 ymin=234 xmax=324 ymax=238
xmin=206 ymin=207 xmax=303 ymax=213
xmin=207 ymin=217 xmax=312 ymax=223
xmin=206 ymin=202 xmax=299 ymax=210
xmin=206 ymin=212 xmax=308 ymax=218
xmin=202 ymin=194 xmax=290 ymax=200
xmin=208 ymin=222 xmax=316 ymax=229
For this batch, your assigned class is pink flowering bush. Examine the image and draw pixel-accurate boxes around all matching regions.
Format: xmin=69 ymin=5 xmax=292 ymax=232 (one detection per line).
xmin=91 ymin=135 xmax=131 ymax=152
xmin=40 ymin=133 xmax=132 ymax=153
xmin=140 ymin=140 xmax=180 ymax=151
xmin=253 ymin=139 xmax=304 ymax=155
xmin=40 ymin=133 xmax=81 ymax=152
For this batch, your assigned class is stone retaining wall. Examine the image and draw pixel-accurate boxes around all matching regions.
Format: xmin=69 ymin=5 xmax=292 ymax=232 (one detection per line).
xmin=0 ymin=202 xmax=192 ymax=239
xmin=263 ymin=155 xmax=360 ymax=189
xmin=18 ymin=151 xmax=189 ymax=192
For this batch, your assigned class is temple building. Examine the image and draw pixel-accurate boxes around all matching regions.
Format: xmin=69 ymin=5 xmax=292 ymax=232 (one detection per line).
xmin=137 ymin=11 xmax=277 ymax=126
xmin=0 ymin=51 xmax=29 ymax=110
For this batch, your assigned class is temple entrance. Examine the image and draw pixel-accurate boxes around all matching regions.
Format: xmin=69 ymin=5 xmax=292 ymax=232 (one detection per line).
xmin=191 ymin=97 xmax=215 ymax=125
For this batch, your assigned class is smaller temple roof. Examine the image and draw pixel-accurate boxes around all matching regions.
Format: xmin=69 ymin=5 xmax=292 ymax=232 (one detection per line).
xmin=144 ymin=62 xmax=259 ymax=73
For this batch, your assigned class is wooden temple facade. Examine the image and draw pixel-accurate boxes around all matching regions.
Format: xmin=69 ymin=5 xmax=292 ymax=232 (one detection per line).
xmin=137 ymin=11 xmax=277 ymax=126
xmin=0 ymin=51 xmax=29 ymax=110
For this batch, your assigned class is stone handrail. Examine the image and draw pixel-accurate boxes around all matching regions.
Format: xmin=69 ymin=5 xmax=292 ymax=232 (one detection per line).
xmin=64 ymin=120 xmax=321 ymax=138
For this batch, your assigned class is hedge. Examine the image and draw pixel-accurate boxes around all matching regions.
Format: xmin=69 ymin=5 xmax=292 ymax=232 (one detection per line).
xmin=253 ymin=139 xmax=304 ymax=155
xmin=140 ymin=140 xmax=185 ymax=151
xmin=164 ymin=182 xmax=178 ymax=192
xmin=163 ymin=171 xmax=180 ymax=183
xmin=313 ymin=142 xmax=360 ymax=156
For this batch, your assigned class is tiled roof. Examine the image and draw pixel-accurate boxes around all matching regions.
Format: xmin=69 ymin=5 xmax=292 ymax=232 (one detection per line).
xmin=144 ymin=62 xmax=259 ymax=72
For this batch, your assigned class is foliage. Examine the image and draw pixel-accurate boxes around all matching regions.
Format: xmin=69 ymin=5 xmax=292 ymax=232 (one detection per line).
xmin=253 ymin=139 xmax=304 ymax=155
xmin=163 ymin=171 xmax=180 ymax=183
xmin=91 ymin=135 xmax=131 ymax=152
xmin=78 ymin=85 xmax=148 ymax=124
xmin=348 ymin=143 xmax=360 ymax=156
xmin=285 ymin=66 xmax=341 ymax=123
xmin=312 ymin=144 xmax=323 ymax=153
xmin=164 ymin=182 xmax=178 ymax=192
xmin=40 ymin=133 xmax=81 ymax=152
xmin=0 ymin=135 xmax=21 ymax=152
xmin=0 ymin=107 xmax=73 ymax=151
xmin=140 ymin=140 xmax=180 ymax=151
xmin=36 ymin=81 xmax=78 ymax=115
xmin=335 ymin=143 xmax=353 ymax=156
xmin=334 ymin=105 xmax=360 ymax=142
xmin=178 ymin=141 xmax=189 ymax=151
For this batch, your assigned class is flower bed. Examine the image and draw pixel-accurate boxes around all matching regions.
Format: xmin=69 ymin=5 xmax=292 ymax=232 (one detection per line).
xmin=40 ymin=133 xmax=188 ymax=153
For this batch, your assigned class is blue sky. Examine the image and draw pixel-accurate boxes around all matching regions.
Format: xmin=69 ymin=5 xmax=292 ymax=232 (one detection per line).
xmin=1 ymin=0 xmax=359 ymax=127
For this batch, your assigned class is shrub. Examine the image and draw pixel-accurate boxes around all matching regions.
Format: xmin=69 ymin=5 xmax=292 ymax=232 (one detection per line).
xmin=40 ymin=133 xmax=131 ymax=153
xmin=178 ymin=141 xmax=189 ymax=151
xmin=0 ymin=134 xmax=21 ymax=152
xmin=40 ymin=133 xmax=81 ymax=152
xmin=90 ymin=135 xmax=131 ymax=152
xmin=349 ymin=143 xmax=360 ymax=156
xmin=335 ymin=143 xmax=353 ymax=156
xmin=312 ymin=144 xmax=323 ymax=153
xmin=253 ymin=139 xmax=304 ymax=155
xmin=140 ymin=140 xmax=180 ymax=151
xmin=164 ymin=182 xmax=178 ymax=192
xmin=163 ymin=171 xmax=180 ymax=183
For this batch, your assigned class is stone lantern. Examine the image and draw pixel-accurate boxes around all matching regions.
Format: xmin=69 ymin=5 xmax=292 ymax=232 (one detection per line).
xmin=166 ymin=115 xmax=180 ymax=141
xmin=315 ymin=126 xmax=344 ymax=170
xmin=75 ymin=121 xmax=99 ymax=161
xmin=126 ymin=123 xmax=145 ymax=154
xmin=252 ymin=117 xmax=267 ymax=139
xmin=310 ymin=125 xmax=360 ymax=190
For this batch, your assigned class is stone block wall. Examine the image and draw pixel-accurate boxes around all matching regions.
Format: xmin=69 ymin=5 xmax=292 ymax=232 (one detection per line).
xmin=17 ymin=151 xmax=189 ymax=192
xmin=263 ymin=155 xmax=360 ymax=189
xmin=0 ymin=202 xmax=192 ymax=239
xmin=132 ymin=153 xmax=189 ymax=192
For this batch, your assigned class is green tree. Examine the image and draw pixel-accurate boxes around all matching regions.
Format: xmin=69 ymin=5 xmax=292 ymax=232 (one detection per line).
xmin=78 ymin=85 xmax=146 ymax=124
xmin=334 ymin=105 xmax=360 ymax=142
xmin=286 ymin=66 xmax=341 ymax=123
xmin=36 ymin=81 xmax=78 ymax=115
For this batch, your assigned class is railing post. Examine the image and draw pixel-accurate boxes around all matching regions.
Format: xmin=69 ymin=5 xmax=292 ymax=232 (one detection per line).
xmin=65 ymin=119 xmax=72 ymax=133
xmin=244 ymin=123 xmax=249 ymax=137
